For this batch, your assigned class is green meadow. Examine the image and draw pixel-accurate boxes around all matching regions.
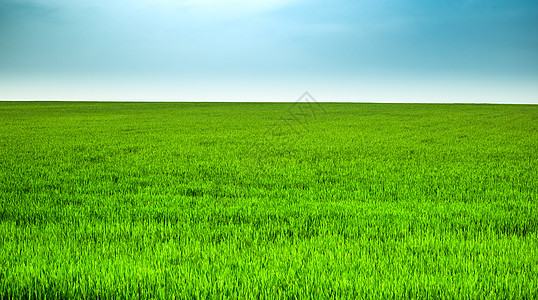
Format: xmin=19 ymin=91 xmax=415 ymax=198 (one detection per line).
xmin=0 ymin=101 xmax=537 ymax=299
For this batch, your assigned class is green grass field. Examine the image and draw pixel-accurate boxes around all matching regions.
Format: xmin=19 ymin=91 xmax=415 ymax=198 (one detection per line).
xmin=0 ymin=101 xmax=537 ymax=299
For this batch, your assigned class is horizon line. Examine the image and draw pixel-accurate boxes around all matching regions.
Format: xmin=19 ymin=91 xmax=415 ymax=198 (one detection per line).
xmin=1 ymin=99 xmax=537 ymax=105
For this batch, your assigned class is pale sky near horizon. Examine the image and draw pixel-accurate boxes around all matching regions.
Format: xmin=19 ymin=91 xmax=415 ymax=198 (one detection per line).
xmin=1 ymin=0 xmax=537 ymax=103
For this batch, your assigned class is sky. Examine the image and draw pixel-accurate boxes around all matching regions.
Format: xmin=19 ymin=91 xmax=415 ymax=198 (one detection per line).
xmin=1 ymin=0 xmax=537 ymax=102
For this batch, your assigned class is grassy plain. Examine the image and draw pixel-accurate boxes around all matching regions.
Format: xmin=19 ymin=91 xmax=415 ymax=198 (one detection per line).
xmin=0 ymin=101 xmax=537 ymax=298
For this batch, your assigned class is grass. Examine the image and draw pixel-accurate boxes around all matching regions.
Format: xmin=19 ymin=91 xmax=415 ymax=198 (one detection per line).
xmin=0 ymin=101 xmax=537 ymax=299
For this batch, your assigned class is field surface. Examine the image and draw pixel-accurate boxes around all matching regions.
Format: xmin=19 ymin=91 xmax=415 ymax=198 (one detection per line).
xmin=0 ymin=101 xmax=537 ymax=299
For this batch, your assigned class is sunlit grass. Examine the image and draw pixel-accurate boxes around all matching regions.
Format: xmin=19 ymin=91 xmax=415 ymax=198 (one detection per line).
xmin=0 ymin=102 xmax=537 ymax=298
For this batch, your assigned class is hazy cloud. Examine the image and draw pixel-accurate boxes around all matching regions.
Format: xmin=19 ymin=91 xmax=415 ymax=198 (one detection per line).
xmin=1 ymin=0 xmax=537 ymax=101
xmin=142 ymin=0 xmax=301 ymax=16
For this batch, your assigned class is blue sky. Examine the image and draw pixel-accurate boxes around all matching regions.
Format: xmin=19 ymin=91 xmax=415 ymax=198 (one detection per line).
xmin=1 ymin=0 xmax=537 ymax=102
